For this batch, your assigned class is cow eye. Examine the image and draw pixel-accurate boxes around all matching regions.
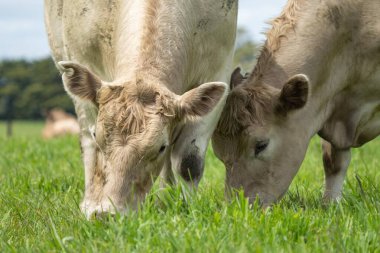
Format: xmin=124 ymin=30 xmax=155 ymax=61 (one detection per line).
xmin=159 ymin=145 xmax=167 ymax=154
xmin=255 ymin=140 xmax=269 ymax=156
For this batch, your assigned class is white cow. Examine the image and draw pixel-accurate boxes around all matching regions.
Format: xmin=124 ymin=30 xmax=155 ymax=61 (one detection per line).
xmin=45 ymin=0 xmax=238 ymax=218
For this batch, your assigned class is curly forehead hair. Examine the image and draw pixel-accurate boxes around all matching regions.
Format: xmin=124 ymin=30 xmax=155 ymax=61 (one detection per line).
xmin=97 ymin=84 xmax=176 ymax=137
xmin=216 ymin=85 xmax=275 ymax=137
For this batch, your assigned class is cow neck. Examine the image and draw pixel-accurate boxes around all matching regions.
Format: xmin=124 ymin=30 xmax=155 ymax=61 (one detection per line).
xmin=250 ymin=1 xmax=356 ymax=141
xmin=113 ymin=0 xmax=187 ymax=94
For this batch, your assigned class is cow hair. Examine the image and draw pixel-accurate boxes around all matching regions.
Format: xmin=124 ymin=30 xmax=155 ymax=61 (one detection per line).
xmin=97 ymin=84 xmax=175 ymax=138
xmin=250 ymin=0 xmax=303 ymax=82
xmin=218 ymin=0 xmax=304 ymax=136
xmin=217 ymin=85 xmax=275 ymax=136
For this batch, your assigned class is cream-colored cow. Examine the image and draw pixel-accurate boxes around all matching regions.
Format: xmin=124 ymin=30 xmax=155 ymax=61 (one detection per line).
xmin=214 ymin=0 xmax=380 ymax=205
xmin=42 ymin=109 xmax=79 ymax=139
xmin=45 ymin=0 xmax=238 ymax=217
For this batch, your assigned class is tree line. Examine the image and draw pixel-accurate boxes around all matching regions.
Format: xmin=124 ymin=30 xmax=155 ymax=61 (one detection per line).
xmin=0 ymin=58 xmax=74 ymax=120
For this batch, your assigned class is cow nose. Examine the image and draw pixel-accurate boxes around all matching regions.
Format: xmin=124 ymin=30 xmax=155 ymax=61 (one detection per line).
xmin=179 ymin=153 xmax=204 ymax=184
xmin=81 ymin=200 xmax=122 ymax=220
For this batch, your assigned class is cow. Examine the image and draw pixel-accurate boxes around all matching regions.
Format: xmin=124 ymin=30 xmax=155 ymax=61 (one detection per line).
xmin=213 ymin=0 xmax=380 ymax=206
xmin=44 ymin=0 xmax=238 ymax=218
xmin=42 ymin=108 xmax=80 ymax=139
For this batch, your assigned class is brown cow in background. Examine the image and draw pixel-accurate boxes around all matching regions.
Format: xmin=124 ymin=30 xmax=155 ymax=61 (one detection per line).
xmin=42 ymin=108 xmax=80 ymax=139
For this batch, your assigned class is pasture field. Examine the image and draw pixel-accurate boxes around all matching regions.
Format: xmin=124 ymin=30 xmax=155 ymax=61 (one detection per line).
xmin=0 ymin=121 xmax=379 ymax=252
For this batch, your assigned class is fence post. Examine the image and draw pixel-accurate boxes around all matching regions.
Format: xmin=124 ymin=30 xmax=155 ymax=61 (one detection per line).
xmin=5 ymin=96 xmax=13 ymax=137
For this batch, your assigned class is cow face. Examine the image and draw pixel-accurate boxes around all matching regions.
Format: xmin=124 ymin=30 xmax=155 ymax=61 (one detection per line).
xmin=58 ymin=61 xmax=226 ymax=216
xmin=213 ymin=68 xmax=310 ymax=206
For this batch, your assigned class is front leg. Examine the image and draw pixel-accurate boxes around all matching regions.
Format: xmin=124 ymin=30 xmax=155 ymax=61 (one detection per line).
xmin=321 ymin=139 xmax=351 ymax=201
xmin=72 ymin=99 xmax=103 ymax=215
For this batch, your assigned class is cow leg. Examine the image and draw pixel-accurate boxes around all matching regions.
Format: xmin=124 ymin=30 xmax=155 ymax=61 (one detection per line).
xmin=71 ymin=99 xmax=103 ymax=216
xmin=171 ymin=88 xmax=228 ymax=187
xmin=322 ymin=140 xmax=351 ymax=201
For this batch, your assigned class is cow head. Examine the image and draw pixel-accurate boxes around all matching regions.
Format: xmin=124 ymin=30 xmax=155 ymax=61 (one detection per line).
xmin=59 ymin=61 xmax=226 ymax=216
xmin=213 ymin=68 xmax=310 ymax=206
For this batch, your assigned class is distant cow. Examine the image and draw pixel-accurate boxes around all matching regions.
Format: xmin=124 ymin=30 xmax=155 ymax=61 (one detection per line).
xmin=45 ymin=0 xmax=238 ymax=217
xmin=42 ymin=109 xmax=80 ymax=139
xmin=213 ymin=0 xmax=380 ymax=206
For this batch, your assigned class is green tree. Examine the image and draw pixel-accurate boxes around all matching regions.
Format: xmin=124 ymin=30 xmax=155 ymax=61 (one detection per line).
xmin=0 ymin=58 xmax=74 ymax=120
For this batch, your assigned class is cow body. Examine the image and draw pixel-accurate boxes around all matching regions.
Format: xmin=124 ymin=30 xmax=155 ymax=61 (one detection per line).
xmin=45 ymin=0 xmax=238 ymax=217
xmin=213 ymin=0 xmax=380 ymax=205
xmin=42 ymin=109 xmax=80 ymax=139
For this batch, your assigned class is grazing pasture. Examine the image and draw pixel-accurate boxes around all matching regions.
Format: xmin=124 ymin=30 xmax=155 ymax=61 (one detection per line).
xmin=0 ymin=121 xmax=379 ymax=252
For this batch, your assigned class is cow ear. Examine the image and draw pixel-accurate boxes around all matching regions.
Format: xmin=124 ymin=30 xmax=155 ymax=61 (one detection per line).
xmin=277 ymin=74 xmax=309 ymax=114
xmin=177 ymin=82 xmax=227 ymax=120
xmin=230 ymin=67 xmax=246 ymax=89
xmin=58 ymin=61 xmax=102 ymax=103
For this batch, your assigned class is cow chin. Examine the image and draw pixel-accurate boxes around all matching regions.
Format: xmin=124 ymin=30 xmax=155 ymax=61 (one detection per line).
xmin=80 ymin=153 xmax=163 ymax=219
xmin=225 ymin=162 xmax=289 ymax=208
xmin=80 ymin=174 xmax=154 ymax=220
xmin=244 ymin=188 xmax=282 ymax=208
xmin=80 ymin=198 xmax=126 ymax=220
xmin=225 ymin=177 xmax=280 ymax=208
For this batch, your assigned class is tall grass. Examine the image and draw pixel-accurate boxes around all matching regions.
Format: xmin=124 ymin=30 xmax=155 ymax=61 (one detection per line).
xmin=0 ymin=121 xmax=379 ymax=252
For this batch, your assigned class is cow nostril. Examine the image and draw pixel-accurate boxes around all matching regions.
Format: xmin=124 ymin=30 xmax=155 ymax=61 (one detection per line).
xmin=180 ymin=153 xmax=203 ymax=182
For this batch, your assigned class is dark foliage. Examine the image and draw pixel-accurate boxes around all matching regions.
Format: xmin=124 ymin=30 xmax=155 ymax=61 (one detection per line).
xmin=0 ymin=58 xmax=74 ymax=119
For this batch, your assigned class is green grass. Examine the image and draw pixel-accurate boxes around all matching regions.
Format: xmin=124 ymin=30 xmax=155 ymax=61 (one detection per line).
xmin=0 ymin=121 xmax=379 ymax=252
xmin=0 ymin=121 xmax=45 ymax=138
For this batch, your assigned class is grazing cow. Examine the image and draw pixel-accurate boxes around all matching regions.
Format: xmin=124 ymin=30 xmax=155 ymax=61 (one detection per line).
xmin=45 ymin=0 xmax=238 ymax=217
xmin=213 ymin=0 xmax=380 ymax=206
xmin=42 ymin=108 xmax=80 ymax=139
